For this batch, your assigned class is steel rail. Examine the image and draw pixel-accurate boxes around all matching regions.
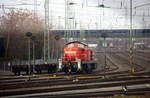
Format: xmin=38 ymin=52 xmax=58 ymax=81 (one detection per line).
xmin=0 ymin=75 xmax=150 ymax=95
xmin=1 ymin=80 xmax=150 ymax=97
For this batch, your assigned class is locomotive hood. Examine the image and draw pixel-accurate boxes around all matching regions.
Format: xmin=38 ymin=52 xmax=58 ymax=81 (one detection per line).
xmin=66 ymin=41 xmax=88 ymax=47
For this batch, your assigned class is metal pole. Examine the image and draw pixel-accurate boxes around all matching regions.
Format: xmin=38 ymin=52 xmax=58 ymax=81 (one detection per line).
xmin=44 ymin=0 xmax=50 ymax=62
xmin=4 ymin=62 xmax=5 ymax=72
xmin=44 ymin=0 xmax=46 ymax=62
xmin=65 ymin=0 xmax=67 ymax=42
xmin=103 ymin=36 xmax=106 ymax=78
xmin=44 ymin=22 xmax=46 ymax=62
xmin=34 ymin=0 xmax=37 ymax=22
xmin=47 ymin=0 xmax=50 ymax=60
xmin=28 ymin=38 xmax=31 ymax=75
xmin=33 ymin=41 xmax=35 ymax=74
xmin=129 ymin=0 xmax=134 ymax=72
xmin=58 ymin=16 xmax=61 ymax=29
xmin=104 ymin=37 xmax=106 ymax=69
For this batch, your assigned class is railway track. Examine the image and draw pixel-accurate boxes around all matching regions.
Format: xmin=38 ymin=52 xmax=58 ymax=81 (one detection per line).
xmin=134 ymin=54 xmax=149 ymax=63
xmin=125 ymin=50 xmax=150 ymax=63
xmin=0 ymin=72 xmax=150 ymax=88
xmin=0 ymin=72 xmax=150 ymax=97
xmin=136 ymin=50 xmax=150 ymax=58
xmin=95 ymin=50 xmax=119 ymax=73
xmin=112 ymin=52 xmax=145 ymax=72
xmin=136 ymin=52 xmax=150 ymax=59
xmin=124 ymin=50 xmax=150 ymax=69
xmin=0 ymin=48 xmax=149 ymax=97
xmin=105 ymin=55 xmax=119 ymax=72
xmin=122 ymin=52 xmax=147 ymax=72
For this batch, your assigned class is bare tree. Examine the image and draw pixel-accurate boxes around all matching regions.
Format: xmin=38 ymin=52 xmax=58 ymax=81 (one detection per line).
xmin=0 ymin=9 xmax=44 ymax=59
xmin=0 ymin=9 xmax=64 ymax=60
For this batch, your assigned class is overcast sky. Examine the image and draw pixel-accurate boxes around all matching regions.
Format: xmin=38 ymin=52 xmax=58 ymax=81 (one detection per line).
xmin=0 ymin=0 xmax=150 ymax=29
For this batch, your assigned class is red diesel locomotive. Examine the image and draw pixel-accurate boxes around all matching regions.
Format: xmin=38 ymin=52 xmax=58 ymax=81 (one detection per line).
xmin=58 ymin=41 xmax=97 ymax=73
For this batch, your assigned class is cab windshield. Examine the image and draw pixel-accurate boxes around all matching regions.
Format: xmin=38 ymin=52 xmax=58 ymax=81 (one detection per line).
xmin=67 ymin=44 xmax=74 ymax=48
xmin=78 ymin=44 xmax=84 ymax=48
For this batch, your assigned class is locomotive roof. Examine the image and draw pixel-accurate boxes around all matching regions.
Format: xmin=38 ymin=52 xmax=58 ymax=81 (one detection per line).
xmin=66 ymin=41 xmax=88 ymax=46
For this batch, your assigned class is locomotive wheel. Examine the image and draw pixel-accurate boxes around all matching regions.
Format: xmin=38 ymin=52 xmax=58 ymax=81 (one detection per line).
xmin=83 ymin=64 xmax=92 ymax=74
xmin=76 ymin=70 xmax=82 ymax=74
xmin=64 ymin=66 xmax=73 ymax=74
xmin=68 ymin=68 xmax=71 ymax=73
xmin=64 ymin=61 xmax=72 ymax=74
xmin=64 ymin=66 xmax=69 ymax=74
xmin=14 ymin=71 xmax=20 ymax=76
xmin=64 ymin=69 xmax=68 ymax=74
xmin=26 ymin=70 xmax=29 ymax=75
xmin=87 ymin=69 xmax=92 ymax=73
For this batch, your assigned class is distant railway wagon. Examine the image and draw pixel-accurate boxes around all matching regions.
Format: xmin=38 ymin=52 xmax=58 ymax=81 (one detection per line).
xmin=58 ymin=41 xmax=97 ymax=73
xmin=11 ymin=62 xmax=57 ymax=75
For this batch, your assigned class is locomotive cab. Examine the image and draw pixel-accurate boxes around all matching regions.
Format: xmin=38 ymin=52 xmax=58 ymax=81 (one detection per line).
xmin=58 ymin=41 xmax=97 ymax=74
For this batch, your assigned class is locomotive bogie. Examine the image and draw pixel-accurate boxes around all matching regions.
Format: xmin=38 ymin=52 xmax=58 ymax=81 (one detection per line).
xmin=59 ymin=61 xmax=96 ymax=74
xmin=82 ymin=62 xmax=97 ymax=73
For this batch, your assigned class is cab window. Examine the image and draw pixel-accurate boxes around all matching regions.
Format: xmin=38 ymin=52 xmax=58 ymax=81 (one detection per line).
xmin=78 ymin=44 xmax=84 ymax=48
xmin=67 ymin=44 xmax=74 ymax=48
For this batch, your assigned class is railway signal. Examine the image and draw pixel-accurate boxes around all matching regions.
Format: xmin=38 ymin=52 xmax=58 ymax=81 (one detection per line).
xmin=101 ymin=33 xmax=108 ymax=70
xmin=26 ymin=32 xmax=32 ymax=75
xmin=31 ymin=36 xmax=36 ymax=74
